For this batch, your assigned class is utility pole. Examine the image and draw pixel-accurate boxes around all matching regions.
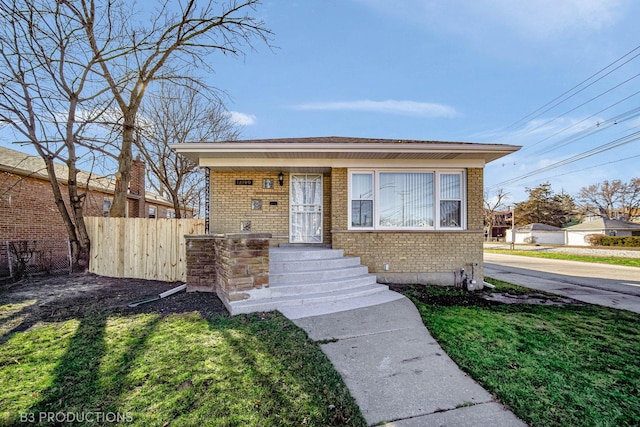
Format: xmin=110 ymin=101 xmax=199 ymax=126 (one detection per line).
xmin=510 ymin=206 xmax=515 ymax=250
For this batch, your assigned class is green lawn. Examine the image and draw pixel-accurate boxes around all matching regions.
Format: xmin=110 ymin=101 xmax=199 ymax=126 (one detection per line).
xmin=400 ymin=279 xmax=640 ymax=427
xmin=485 ymin=248 xmax=640 ymax=267
xmin=0 ymin=308 xmax=365 ymax=427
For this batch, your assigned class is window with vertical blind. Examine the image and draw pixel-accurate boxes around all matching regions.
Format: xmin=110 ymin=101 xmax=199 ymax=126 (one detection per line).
xmin=348 ymin=170 xmax=466 ymax=230
xmin=439 ymin=173 xmax=462 ymax=228
xmin=351 ymin=172 xmax=374 ymax=227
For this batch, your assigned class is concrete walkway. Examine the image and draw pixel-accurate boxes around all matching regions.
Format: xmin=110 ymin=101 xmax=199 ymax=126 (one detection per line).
xmin=280 ymin=294 xmax=526 ymax=426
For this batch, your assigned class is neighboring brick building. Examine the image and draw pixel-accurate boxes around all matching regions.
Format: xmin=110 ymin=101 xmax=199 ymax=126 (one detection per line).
xmin=0 ymin=145 xmax=192 ymax=243
xmin=175 ymin=137 xmax=520 ymax=286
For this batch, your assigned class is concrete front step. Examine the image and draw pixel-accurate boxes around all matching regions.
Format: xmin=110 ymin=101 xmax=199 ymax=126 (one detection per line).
xmin=250 ymin=274 xmax=378 ymax=299
xmin=229 ymin=283 xmax=390 ymax=315
xmin=270 ymin=256 xmax=361 ymax=273
xmin=270 ymin=265 xmax=370 ymax=285
xmin=228 ymin=247 xmax=386 ymax=315
xmin=270 ymin=247 xmax=345 ymax=262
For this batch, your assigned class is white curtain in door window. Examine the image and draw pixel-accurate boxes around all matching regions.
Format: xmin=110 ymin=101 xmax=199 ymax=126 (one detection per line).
xmin=290 ymin=175 xmax=323 ymax=243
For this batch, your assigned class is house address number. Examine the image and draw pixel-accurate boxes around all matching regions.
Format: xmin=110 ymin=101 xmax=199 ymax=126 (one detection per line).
xmin=235 ymin=179 xmax=253 ymax=185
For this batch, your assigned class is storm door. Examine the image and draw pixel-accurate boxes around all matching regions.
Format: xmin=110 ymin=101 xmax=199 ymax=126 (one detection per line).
xmin=290 ymin=174 xmax=323 ymax=243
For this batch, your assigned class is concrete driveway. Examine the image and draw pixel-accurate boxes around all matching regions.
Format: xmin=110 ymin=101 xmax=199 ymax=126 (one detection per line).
xmin=484 ymin=252 xmax=640 ymax=314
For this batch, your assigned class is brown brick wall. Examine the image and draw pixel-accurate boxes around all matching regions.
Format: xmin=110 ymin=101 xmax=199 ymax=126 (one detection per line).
xmin=210 ymin=171 xmax=332 ymax=245
xmin=331 ymin=167 xmax=485 ymax=285
xmin=467 ymin=168 xmax=484 ymax=231
xmin=0 ymin=169 xmax=182 ymax=243
xmin=185 ymin=233 xmax=270 ymax=313
xmin=184 ymin=235 xmax=217 ymax=292
xmin=0 ymin=171 xmax=105 ymax=241
xmin=332 ymin=230 xmax=483 ymax=283
xmin=331 ymin=168 xmax=349 ymax=230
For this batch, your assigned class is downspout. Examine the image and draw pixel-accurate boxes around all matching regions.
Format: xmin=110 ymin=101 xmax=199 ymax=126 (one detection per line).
xmin=128 ymin=284 xmax=187 ymax=307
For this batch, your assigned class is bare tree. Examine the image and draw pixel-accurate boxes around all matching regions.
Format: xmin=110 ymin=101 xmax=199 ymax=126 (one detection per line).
xmin=136 ymin=82 xmax=241 ymax=218
xmin=0 ymin=0 xmax=115 ymax=270
xmin=483 ymin=188 xmax=509 ymax=241
xmin=577 ymin=178 xmax=640 ymax=221
xmin=61 ymin=0 xmax=272 ymax=217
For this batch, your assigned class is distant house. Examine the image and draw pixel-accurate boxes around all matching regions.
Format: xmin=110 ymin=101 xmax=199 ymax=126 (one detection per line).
xmin=505 ymin=223 xmax=565 ymax=245
xmin=486 ymin=210 xmax=512 ymax=241
xmin=564 ymin=218 xmax=640 ymax=246
xmin=0 ymin=145 xmax=192 ymax=243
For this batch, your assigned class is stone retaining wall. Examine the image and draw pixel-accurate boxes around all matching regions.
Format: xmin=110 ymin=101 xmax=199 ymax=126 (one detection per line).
xmin=185 ymin=233 xmax=271 ymax=311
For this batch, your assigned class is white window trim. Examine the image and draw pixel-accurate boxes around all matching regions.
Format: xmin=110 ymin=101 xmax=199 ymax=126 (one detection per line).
xmin=348 ymin=170 xmax=375 ymax=231
xmin=348 ymin=168 xmax=466 ymax=231
xmin=436 ymin=171 xmax=466 ymax=230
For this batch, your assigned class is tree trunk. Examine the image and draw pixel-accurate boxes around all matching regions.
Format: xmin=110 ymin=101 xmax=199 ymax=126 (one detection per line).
xmin=66 ymin=165 xmax=91 ymax=271
xmin=42 ymin=156 xmax=90 ymax=272
xmin=110 ymin=114 xmax=135 ymax=217
xmin=173 ymin=197 xmax=183 ymax=219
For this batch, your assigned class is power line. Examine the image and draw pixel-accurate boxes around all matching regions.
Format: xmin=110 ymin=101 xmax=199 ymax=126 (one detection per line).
xmin=515 ymin=71 xmax=640 ymax=153
xmin=488 ymin=129 xmax=640 ymax=190
xmin=532 ymin=105 xmax=640 ymax=156
xmin=522 ymin=89 xmax=640 ymax=156
xmin=505 ymin=153 xmax=640 ymax=191
xmin=503 ymin=43 xmax=640 ymax=132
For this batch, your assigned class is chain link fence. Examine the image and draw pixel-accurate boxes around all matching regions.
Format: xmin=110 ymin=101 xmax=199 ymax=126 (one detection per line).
xmin=0 ymin=239 xmax=71 ymax=283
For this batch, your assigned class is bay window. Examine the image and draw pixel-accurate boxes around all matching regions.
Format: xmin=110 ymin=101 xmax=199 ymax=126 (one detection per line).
xmin=348 ymin=169 xmax=466 ymax=230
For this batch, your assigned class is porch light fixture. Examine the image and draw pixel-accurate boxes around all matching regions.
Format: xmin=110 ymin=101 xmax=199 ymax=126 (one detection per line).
xmin=278 ymin=172 xmax=284 ymax=186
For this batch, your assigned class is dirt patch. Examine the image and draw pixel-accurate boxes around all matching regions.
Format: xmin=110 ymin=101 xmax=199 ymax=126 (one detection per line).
xmin=481 ymin=292 xmax=580 ymax=306
xmin=388 ymin=283 xmax=583 ymax=307
xmin=0 ymin=273 xmax=227 ymax=340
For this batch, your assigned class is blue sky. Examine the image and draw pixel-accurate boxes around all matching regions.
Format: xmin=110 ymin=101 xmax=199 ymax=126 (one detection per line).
xmin=210 ymin=0 xmax=640 ymax=204
xmin=2 ymin=0 xmax=639 ymax=205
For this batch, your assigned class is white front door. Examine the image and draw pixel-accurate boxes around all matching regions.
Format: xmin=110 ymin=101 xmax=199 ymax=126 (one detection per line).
xmin=290 ymin=174 xmax=323 ymax=243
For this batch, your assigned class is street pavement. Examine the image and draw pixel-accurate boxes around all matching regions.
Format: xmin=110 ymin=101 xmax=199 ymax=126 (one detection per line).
xmin=484 ymin=252 xmax=640 ymax=314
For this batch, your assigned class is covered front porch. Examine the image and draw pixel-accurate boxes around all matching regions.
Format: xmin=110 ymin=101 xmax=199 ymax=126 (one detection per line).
xmin=207 ymin=169 xmax=332 ymax=246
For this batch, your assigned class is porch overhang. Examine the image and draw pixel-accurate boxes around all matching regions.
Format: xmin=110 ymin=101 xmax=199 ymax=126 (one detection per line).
xmin=171 ymin=137 xmax=520 ymax=171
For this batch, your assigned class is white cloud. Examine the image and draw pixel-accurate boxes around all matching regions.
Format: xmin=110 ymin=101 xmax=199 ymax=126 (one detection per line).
xmin=495 ymin=0 xmax=626 ymax=40
xmin=227 ymin=111 xmax=256 ymax=126
xmin=292 ymin=99 xmax=457 ymax=118
xmin=354 ymin=0 xmax=628 ymax=41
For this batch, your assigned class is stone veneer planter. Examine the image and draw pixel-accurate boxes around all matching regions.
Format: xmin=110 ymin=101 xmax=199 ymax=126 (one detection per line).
xmin=184 ymin=233 xmax=271 ymax=312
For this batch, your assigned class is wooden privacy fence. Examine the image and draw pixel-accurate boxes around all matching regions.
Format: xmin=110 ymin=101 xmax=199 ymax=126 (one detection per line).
xmin=85 ymin=217 xmax=205 ymax=282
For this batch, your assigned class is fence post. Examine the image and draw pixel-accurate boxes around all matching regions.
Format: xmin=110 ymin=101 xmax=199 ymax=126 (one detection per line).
xmin=67 ymin=239 xmax=72 ymax=274
xmin=6 ymin=241 xmax=13 ymax=278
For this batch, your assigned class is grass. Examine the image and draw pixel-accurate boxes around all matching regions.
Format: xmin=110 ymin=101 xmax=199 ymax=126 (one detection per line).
xmin=485 ymin=248 xmax=640 ymax=267
xmin=0 ymin=309 xmax=365 ymax=426
xmin=400 ymin=279 xmax=640 ymax=427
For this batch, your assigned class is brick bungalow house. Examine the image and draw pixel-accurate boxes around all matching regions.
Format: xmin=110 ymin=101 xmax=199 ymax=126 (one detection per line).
xmin=1 ymin=145 xmax=192 ymax=276
xmin=174 ymin=137 xmax=520 ymax=314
